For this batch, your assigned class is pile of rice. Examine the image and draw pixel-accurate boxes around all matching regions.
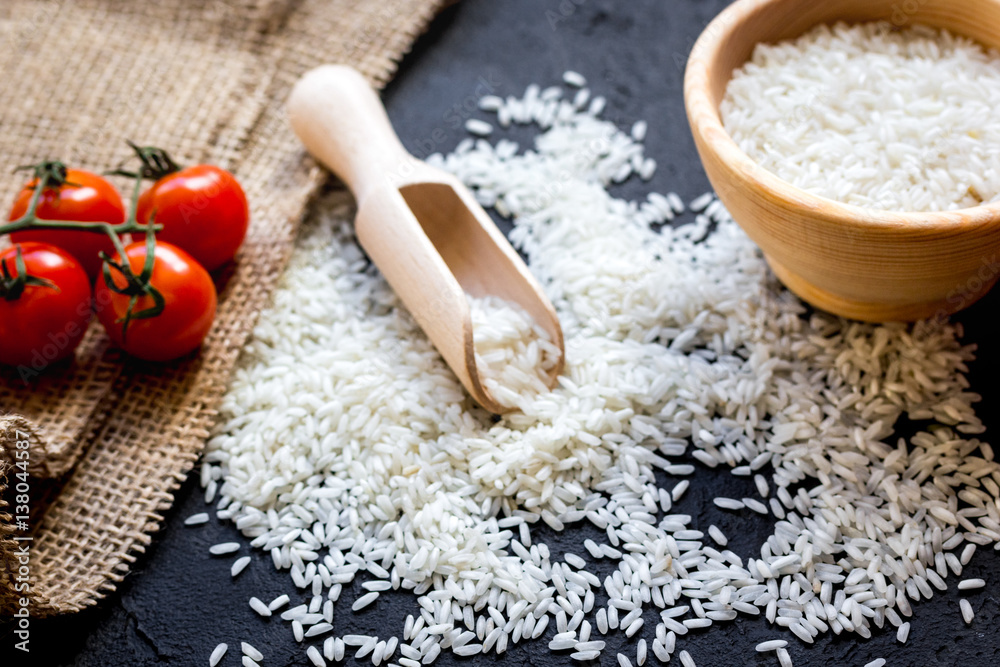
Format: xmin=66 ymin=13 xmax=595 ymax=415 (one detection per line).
xmin=468 ymin=294 xmax=560 ymax=411
xmin=722 ymin=22 xmax=1000 ymax=212
xmin=196 ymin=67 xmax=996 ymax=667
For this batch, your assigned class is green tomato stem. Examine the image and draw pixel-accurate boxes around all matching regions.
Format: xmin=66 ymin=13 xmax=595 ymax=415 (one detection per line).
xmin=0 ymin=165 xmax=160 ymax=240
xmin=0 ymin=154 xmax=166 ymax=339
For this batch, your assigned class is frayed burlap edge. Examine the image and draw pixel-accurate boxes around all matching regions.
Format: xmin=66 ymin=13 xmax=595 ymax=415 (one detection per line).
xmin=0 ymin=414 xmax=75 ymax=480
xmin=0 ymin=418 xmax=42 ymax=476
xmin=0 ymin=460 xmax=16 ymax=617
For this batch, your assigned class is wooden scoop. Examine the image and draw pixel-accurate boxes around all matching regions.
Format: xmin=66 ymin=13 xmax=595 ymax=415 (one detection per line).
xmin=288 ymin=65 xmax=564 ymax=413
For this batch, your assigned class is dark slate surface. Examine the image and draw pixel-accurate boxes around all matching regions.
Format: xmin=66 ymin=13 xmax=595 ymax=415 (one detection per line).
xmin=5 ymin=0 xmax=1000 ymax=665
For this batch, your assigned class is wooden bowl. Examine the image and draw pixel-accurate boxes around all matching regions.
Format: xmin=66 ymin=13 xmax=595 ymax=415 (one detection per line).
xmin=684 ymin=0 xmax=1000 ymax=322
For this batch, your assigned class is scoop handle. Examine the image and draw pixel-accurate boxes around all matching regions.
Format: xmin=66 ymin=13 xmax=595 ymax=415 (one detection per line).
xmin=288 ymin=65 xmax=414 ymax=202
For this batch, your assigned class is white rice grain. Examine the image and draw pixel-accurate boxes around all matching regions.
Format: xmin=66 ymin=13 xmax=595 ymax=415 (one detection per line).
xmin=209 ymin=643 xmax=228 ymax=667
xmin=756 ymin=639 xmax=787 ymax=652
xmin=306 ymin=645 xmax=326 ymax=667
xmin=713 ymin=498 xmax=745 ymax=511
xmin=242 ymin=642 xmax=263 ymax=661
xmin=248 ymin=598 xmax=271 ymax=617
xmin=961 ymin=599 xmax=975 ymax=624
xmin=352 ymin=592 xmax=379 ymax=611
xmin=209 ymin=543 xmax=241 ymax=556
xmin=231 ymin=556 xmax=251 ymax=578
xmin=707 ymin=525 xmax=727 ymax=547
xmin=465 ymin=119 xmax=494 ymax=137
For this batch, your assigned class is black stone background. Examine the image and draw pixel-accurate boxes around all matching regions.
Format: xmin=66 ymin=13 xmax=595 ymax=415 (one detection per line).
xmin=5 ymin=0 xmax=1000 ymax=665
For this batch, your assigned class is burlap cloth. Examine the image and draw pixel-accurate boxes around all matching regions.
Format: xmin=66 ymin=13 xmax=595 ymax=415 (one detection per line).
xmin=0 ymin=0 xmax=447 ymax=617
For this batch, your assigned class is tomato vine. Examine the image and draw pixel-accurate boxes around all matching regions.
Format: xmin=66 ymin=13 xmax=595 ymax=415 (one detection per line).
xmin=0 ymin=158 xmax=164 ymax=336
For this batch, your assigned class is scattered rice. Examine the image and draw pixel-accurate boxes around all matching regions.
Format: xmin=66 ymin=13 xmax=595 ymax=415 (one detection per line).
xmin=352 ymin=591 xmax=379 ymax=611
xmin=307 ymin=645 xmax=326 ymax=667
xmin=960 ymin=599 xmax=975 ymax=624
xmin=570 ymin=650 xmax=600 ymax=661
xmin=231 ymin=556 xmax=251 ymax=578
xmin=268 ymin=594 xmax=290 ymax=611
xmin=960 ymin=543 xmax=977 ymax=565
xmin=479 ymin=95 xmax=504 ymax=112
xmin=185 ymin=513 xmax=210 ymax=526
xmin=242 ymin=642 xmax=263 ymax=661
xmin=465 ymin=119 xmax=494 ymax=137
xmin=712 ymin=498 xmax=745 ymax=511
xmin=563 ymin=70 xmax=587 ymax=87
xmin=755 ymin=639 xmax=787 ymax=652
xmin=688 ymin=193 xmax=713 ymax=212
xmin=309 ymin=625 xmax=335 ymax=641
xmin=209 ymin=643 xmax=228 ymax=667
xmin=625 ymin=618 xmax=645 ymax=637
xmin=209 ymin=542 xmax=241 ymax=556
xmin=589 ymin=96 xmax=606 ymax=117
xmin=958 ymin=578 xmax=985 ymax=590
xmin=248 ymin=597 xmax=270 ymax=617
xmin=550 ymin=637 xmax=576 ymax=651
xmin=631 ymin=120 xmax=648 ymax=142
xmin=707 ymin=525 xmax=727 ymax=547
xmin=666 ymin=192 xmax=684 ymax=213
xmin=743 ymin=497 xmax=769 ymax=514
xmin=198 ymin=74 xmax=997 ymax=666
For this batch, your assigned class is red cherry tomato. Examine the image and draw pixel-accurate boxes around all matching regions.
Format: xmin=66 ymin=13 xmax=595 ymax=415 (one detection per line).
xmin=137 ymin=165 xmax=249 ymax=272
xmin=94 ymin=241 xmax=217 ymax=362
xmin=0 ymin=243 xmax=92 ymax=369
xmin=9 ymin=169 xmax=126 ymax=280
